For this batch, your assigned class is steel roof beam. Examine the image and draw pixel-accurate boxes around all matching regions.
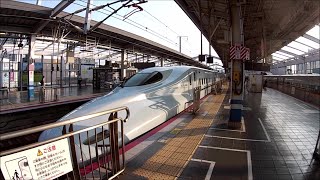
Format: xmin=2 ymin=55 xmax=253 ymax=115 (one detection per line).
xmin=34 ymin=0 xmax=75 ymax=34
xmin=99 ymin=52 xmax=122 ymax=60
xmin=287 ymin=45 xmax=307 ymax=53
xmin=272 ymin=55 xmax=286 ymax=60
xmin=294 ymin=40 xmax=316 ymax=49
xmin=303 ymin=34 xmax=320 ymax=44
xmin=278 ymin=49 xmax=298 ymax=57
xmin=274 ymin=52 xmax=292 ymax=58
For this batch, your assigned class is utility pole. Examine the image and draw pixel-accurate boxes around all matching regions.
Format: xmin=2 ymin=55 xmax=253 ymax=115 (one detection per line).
xmin=36 ymin=0 xmax=42 ymax=5
xmin=178 ymin=36 xmax=188 ymax=53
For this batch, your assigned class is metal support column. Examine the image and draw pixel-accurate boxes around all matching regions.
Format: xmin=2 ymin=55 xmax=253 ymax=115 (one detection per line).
xmin=27 ymin=35 xmax=36 ymax=101
xmin=229 ymin=1 xmax=244 ymax=126
xmin=84 ymin=0 xmax=92 ymax=34
xmin=120 ymin=49 xmax=126 ymax=80
xmin=303 ymin=56 xmax=306 ymax=74
xmin=41 ymin=55 xmax=44 ymax=76
xmin=19 ymin=54 xmax=22 ymax=91
xmin=36 ymin=0 xmax=42 ymax=5
xmin=178 ymin=36 xmax=188 ymax=53
xmin=312 ymin=131 xmax=320 ymax=162
xmin=60 ymin=56 xmax=63 ymax=87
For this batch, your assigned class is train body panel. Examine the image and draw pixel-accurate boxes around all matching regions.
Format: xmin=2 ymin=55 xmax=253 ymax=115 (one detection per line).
xmin=38 ymin=66 xmax=218 ymax=164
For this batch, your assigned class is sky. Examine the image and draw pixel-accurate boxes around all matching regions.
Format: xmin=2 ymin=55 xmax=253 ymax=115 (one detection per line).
xmin=17 ymin=0 xmax=222 ymax=67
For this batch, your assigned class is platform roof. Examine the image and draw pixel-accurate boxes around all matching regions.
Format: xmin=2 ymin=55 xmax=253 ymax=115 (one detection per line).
xmin=0 ymin=0 xmax=210 ymax=69
xmin=174 ymin=0 xmax=320 ymax=67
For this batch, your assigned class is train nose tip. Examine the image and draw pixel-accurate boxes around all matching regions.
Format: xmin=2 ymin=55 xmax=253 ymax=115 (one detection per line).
xmin=38 ymin=127 xmax=63 ymax=142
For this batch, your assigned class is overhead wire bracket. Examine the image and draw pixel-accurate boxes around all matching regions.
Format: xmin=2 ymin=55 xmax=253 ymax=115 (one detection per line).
xmin=89 ymin=0 xmax=147 ymax=32
xmin=123 ymin=2 xmax=145 ymax=20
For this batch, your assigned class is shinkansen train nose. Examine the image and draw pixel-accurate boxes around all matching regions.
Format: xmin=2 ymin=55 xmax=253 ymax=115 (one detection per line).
xmin=38 ymin=126 xmax=63 ymax=141
xmin=82 ymin=130 xmax=110 ymax=145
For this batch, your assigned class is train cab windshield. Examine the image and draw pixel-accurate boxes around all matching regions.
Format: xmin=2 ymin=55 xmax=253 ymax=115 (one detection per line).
xmin=123 ymin=71 xmax=163 ymax=87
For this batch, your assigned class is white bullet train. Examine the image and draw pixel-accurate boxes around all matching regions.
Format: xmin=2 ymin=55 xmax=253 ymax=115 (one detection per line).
xmin=39 ymin=66 xmax=219 ymax=164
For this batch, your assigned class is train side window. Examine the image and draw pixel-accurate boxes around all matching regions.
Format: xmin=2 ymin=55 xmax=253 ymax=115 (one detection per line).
xmin=189 ymin=75 xmax=192 ymax=85
xmin=143 ymin=72 xmax=163 ymax=85
xmin=194 ymin=72 xmax=196 ymax=81
xmin=124 ymin=73 xmax=151 ymax=87
xmin=124 ymin=71 xmax=163 ymax=86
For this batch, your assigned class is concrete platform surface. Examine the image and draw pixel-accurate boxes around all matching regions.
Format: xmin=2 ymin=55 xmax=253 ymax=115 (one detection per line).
xmin=120 ymin=87 xmax=319 ymax=180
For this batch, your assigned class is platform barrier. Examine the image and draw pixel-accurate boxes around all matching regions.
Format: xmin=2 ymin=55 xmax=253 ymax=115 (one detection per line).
xmin=0 ymin=88 xmax=9 ymax=100
xmin=0 ymin=106 xmax=130 ymax=180
xmin=39 ymin=87 xmax=59 ymax=103
xmin=312 ymin=130 xmax=320 ymax=162
xmin=193 ymin=87 xmax=201 ymax=113
xmin=265 ymin=76 xmax=320 ymax=106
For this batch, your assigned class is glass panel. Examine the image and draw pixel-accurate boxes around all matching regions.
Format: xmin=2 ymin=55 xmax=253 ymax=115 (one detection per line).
xmin=295 ymin=37 xmax=319 ymax=49
xmin=306 ymin=25 xmax=320 ymax=39
xmin=281 ymin=46 xmax=304 ymax=55
xmin=143 ymin=72 xmax=163 ymax=85
xmin=272 ymin=53 xmax=289 ymax=60
xmin=272 ymin=55 xmax=286 ymax=60
xmin=287 ymin=41 xmax=311 ymax=53
xmin=276 ymin=51 xmax=294 ymax=58
xmin=124 ymin=73 xmax=151 ymax=87
xmin=272 ymin=56 xmax=283 ymax=61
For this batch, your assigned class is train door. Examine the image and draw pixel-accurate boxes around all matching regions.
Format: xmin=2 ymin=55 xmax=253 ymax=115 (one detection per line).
xmin=188 ymin=71 xmax=195 ymax=101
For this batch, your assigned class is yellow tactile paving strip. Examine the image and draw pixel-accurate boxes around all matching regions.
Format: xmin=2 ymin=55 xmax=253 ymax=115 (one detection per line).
xmin=132 ymin=83 xmax=228 ymax=179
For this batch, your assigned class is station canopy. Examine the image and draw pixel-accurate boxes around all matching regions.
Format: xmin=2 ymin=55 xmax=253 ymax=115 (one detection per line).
xmin=174 ymin=0 xmax=319 ymax=67
xmin=271 ymin=25 xmax=320 ymax=63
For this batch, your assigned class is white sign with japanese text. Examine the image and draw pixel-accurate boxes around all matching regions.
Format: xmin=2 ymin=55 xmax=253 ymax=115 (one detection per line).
xmin=1 ymin=138 xmax=73 ymax=180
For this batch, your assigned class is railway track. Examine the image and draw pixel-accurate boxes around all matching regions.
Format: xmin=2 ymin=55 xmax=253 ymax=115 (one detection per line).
xmin=0 ymin=116 xmax=63 ymax=152
xmin=0 ymin=132 xmax=41 ymax=152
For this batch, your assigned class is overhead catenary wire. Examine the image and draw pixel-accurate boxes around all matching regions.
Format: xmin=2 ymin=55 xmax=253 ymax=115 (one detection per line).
xmin=75 ymin=0 xmax=178 ymax=46
xmin=143 ymin=9 xmax=180 ymax=36
xmin=75 ymin=0 xmax=196 ymax=55
xmin=142 ymin=9 xmax=195 ymax=54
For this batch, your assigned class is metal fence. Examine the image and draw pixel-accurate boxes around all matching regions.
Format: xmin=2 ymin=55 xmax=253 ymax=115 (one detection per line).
xmin=185 ymin=80 xmax=224 ymax=114
xmin=0 ymin=88 xmax=9 ymax=100
xmin=192 ymin=87 xmax=201 ymax=113
xmin=0 ymin=106 xmax=130 ymax=180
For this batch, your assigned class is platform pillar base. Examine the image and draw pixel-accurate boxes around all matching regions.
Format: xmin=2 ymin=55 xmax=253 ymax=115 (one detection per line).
xmin=228 ymin=122 xmax=241 ymax=129
xmin=313 ymin=151 xmax=320 ymax=162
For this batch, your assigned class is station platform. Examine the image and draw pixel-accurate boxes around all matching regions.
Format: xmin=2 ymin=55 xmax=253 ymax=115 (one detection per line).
xmin=0 ymin=85 xmax=107 ymax=112
xmin=120 ymin=86 xmax=320 ymax=180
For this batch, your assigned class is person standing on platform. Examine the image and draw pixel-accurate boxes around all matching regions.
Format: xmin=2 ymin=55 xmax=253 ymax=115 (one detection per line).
xmin=40 ymin=75 xmax=45 ymax=103
xmin=40 ymin=75 xmax=45 ymax=87
xmin=245 ymin=76 xmax=249 ymax=94
xmin=78 ymin=75 xmax=82 ymax=88
xmin=263 ymin=79 xmax=267 ymax=90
